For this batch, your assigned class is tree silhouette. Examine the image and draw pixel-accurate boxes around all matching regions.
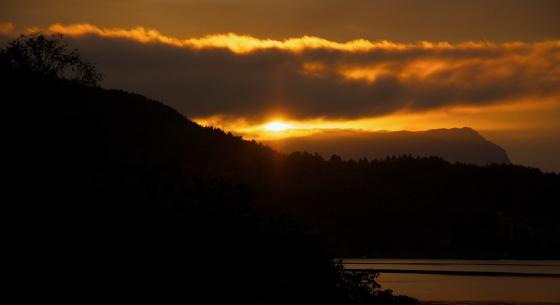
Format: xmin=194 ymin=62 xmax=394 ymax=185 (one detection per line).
xmin=0 ymin=33 xmax=102 ymax=86
xmin=3 ymin=31 xmax=558 ymax=302
xmin=1 ymin=49 xmax=420 ymax=304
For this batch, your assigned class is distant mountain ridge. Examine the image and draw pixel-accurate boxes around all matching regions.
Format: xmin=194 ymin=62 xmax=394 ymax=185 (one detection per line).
xmin=265 ymin=127 xmax=511 ymax=166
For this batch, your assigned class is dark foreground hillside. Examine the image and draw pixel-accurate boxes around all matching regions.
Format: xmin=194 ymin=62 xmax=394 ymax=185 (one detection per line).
xmin=3 ymin=62 xmax=560 ymax=263
xmin=2 ymin=62 xmax=421 ymax=304
xmin=261 ymin=154 xmax=560 ymax=258
xmin=2 ymin=35 xmax=559 ymax=301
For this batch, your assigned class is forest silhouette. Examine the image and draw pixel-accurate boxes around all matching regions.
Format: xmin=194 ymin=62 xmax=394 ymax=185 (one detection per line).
xmin=2 ymin=33 xmax=420 ymax=304
xmin=2 ymin=34 xmax=559 ymax=302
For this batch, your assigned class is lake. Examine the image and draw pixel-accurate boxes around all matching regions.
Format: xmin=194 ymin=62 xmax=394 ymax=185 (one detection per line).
xmin=343 ymin=259 xmax=560 ymax=303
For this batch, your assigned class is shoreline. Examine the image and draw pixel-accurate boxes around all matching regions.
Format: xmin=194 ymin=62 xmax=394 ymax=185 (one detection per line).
xmin=343 ymin=268 xmax=560 ymax=278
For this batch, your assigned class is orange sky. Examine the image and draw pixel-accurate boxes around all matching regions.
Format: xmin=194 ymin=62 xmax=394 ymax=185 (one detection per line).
xmin=1 ymin=0 xmax=559 ymax=171
xmin=22 ymin=22 xmax=558 ymax=140
xmin=2 ymin=0 xmax=560 ymax=42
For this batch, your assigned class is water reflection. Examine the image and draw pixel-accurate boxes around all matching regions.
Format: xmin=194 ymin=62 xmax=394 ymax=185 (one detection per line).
xmin=343 ymin=259 xmax=560 ymax=303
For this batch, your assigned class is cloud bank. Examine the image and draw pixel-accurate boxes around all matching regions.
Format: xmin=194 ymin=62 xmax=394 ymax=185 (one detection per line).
xmin=5 ymin=23 xmax=560 ymax=122
xmin=0 ymin=22 xmax=14 ymax=34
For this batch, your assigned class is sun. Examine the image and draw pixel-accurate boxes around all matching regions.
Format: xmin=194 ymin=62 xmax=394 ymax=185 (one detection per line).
xmin=263 ymin=121 xmax=293 ymax=132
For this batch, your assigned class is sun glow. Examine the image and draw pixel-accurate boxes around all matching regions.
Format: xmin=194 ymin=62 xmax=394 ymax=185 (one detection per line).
xmin=194 ymin=98 xmax=559 ymax=141
xmin=263 ymin=121 xmax=293 ymax=132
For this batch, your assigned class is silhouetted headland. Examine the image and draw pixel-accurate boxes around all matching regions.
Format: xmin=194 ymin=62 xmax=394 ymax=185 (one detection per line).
xmin=265 ymin=128 xmax=511 ymax=166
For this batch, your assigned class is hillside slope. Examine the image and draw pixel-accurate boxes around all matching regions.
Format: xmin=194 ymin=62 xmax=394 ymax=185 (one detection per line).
xmin=3 ymin=68 xmax=559 ymax=260
xmin=3 ymin=68 xmax=388 ymax=304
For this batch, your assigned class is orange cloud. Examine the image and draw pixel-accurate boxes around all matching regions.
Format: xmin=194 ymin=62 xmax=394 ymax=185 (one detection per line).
xmin=0 ymin=22 xmax=14 ymax=34
xmin=46 ymin=23 xmax=559 ymax=55
xmin=8 ymin=22 xmax=559 ymax=133
xmin=46 ymin=23 xmax=385 ymax=53
xmin=194 ymin=98 xmax=560 ymax=141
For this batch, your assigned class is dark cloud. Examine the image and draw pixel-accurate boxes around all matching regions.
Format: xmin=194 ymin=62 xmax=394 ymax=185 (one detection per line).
xmin=3 ymin=28 xmax=560 ymax=122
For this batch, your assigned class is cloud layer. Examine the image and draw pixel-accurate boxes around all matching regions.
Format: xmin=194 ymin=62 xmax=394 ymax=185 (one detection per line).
xmin=4 ymin=23 xmax=560 ymax=122
xmin=0 ymin=22 xmax=14 ymax=34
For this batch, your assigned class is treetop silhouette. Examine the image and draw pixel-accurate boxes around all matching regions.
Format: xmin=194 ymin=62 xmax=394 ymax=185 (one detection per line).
xmin=0 ymin=33 xmax=102 ymax=86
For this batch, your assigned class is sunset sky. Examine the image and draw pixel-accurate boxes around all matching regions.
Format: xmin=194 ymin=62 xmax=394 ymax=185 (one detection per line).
xmin=1 ymin=0 xmax=559 ymax=171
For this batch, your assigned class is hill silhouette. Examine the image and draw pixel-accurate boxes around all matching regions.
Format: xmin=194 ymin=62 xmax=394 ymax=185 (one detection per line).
xmin=2 ymin=34 xmax=560 ymax=301
xmin=3 ymin=47 xmax=559 ymax=261
xmin=2 ymin=34 xmax=420 ymax=304
xmin=265 ymin=128 xmax=511 ymax=166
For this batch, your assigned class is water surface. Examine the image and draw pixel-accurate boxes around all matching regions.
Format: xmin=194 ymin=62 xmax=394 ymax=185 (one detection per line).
xmin=343 ymin=259 xmax=560 ymax=303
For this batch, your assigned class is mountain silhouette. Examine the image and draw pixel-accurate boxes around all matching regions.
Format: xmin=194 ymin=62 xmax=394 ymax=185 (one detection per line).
xmin=4 ymin=67 xmax=559 ymax=261
xmin=2 ymin=35 xmax=559 ymax=271
xmin=265 ymin=128 xmax=511 ymax=166
xmin=3 ymin=60 xmax=422 ymax=305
